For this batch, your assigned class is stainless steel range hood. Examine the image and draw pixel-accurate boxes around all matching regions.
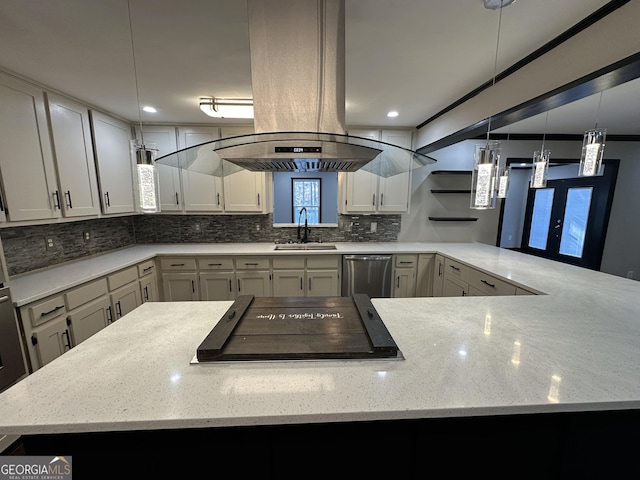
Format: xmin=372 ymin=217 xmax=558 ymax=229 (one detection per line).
xmin=156 ymin=0 xmax=435 ymax=176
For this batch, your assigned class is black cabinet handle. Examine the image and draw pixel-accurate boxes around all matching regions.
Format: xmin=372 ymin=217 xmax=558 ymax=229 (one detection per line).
xmin=62 ymin=329 xmax=72 ymax=350
xmin=106 ymin=306 xmax=113 ymax=323
xmin=438 ymin=262 xmax=443 ymax=276
xmin=229 ymin=279 xmax=232 ymax=292
xmin=31 ymin=334 xmax=38 ymax=346
xmin=191 ymin=280 xmax=195 ymax=293
xmin=308 ymin=278 xmax=311 ymax=291
xmin=143 ymin=286 xmax=149 ymax=302
xmin=52 ymin=190 xmax=61 ymax=209
xmin=115 ymin=301 xmax=122 ymax=318
xmin=380 ymin=193 xmax=384 ymax=206
xmin=0 ymin=192 xmax=5 ymax=212
xmin=170 ymin=263 xmax=185 ymax=267
xmin=104 ymin=192 xmax=111 ymax=207
xmin=372 ymin=194 xmax=376 ymax=206
xmin=40 ymin=305 xmax=64 ymax=317
xmin=208 ymin=263 xmax=222 ymax=266
xmin=143 ymin=266 xmax=154 ymax=272
xmin=300 ymin=277 xmax=303 ymax=290
xmin=399 ymin=261 xmax=413 ymax=265
xmin=176 ymin=192 xmax=180 ymax=205
xmin=244 ymin=263 xmax=258 ymax=266
xmin=481 ymin=279 xmax=496 ymax=288
xmin=65 ymin=190 xmax=73 ymax=208
xmin=237 ymin=279 xmax=241 ymax=292
xmin=397 ymin=276 xmax=400 ymax=289
xmin=450 ymin=265 xmax=460 ymax=271
xmin=257 ymin=193 xmax=260 ymax=206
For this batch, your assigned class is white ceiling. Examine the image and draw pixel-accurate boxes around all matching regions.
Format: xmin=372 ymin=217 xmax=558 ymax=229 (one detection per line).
xmin=1 ymin=0 xmax=633 ymax=146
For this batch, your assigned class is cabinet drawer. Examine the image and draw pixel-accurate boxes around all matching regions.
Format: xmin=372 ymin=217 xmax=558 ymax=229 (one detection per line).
xmin=395 ymin=254 xmax=418 ymax=268
xmin=272 ymin=256 xmax=305 ymax=269
xmin=65 ymin=278 xmax=109 ymax=310
xmin=198 ymin=257 xmax=234 ymax=270
xmin=137 ymin=260 xmax=156 ymax=277
xmin=467 ymin=269 xmax=517 ymax=296
xmin=28 ymin=295 xmax=67 ymax=328
xmin=444 ymin=257 xmax=470 ymax=282
xmin=159 ymin=257 xmax=197 ymax=271
xmin=235 ymin=257 xmax=270 ymax=269
xmin=107 ymin=266 xmax=138 ymax=291
xmin=306 ymin=255 xmax=340 ymax=270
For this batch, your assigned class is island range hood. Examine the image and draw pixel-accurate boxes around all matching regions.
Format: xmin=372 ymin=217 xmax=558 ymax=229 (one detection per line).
xmin=156 ymin=0 xmax=435 ymax=176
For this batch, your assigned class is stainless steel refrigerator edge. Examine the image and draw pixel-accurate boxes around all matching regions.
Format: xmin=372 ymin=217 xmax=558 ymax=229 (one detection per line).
xmin=342 ymin=255 xmax=393 ymax=298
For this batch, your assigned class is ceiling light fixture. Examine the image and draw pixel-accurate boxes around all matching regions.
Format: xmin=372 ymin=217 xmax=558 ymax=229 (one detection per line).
xmin=142 ymin=106 xmax=157 ymax=113
xmin=199 ymin=97 xmax=254 ymax=119
xmin=531 ymin=111 xmax=550 ymax=188
xmin=471 ymin=0 xmax=506 ymax=210
xmin=483 ymin=0 xmax=515 ymax=10
xmin=579 ymin=91 xmax=606 ymax=177
xmin=496 ymin=126 xmax=511 ymax=199
xmin=127 ymin=0 xmax=160 ymax=214
xmin=387 ymin=111 xmax=399 ymax=118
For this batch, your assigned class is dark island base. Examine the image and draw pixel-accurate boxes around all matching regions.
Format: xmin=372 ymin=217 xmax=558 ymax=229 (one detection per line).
xmin=21 ymin=409 xmax=640 ymax=479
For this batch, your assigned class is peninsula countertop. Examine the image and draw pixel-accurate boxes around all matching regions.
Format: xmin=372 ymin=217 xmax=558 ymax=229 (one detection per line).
xmin=9 ymin=241 xmax=549 ymax=306
xmin=1 ymin=242 xmax=640 ymax=435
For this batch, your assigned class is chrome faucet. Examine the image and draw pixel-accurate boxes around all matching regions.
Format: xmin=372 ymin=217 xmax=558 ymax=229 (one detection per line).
xmin=297 ymin=207 xmax=309 ymax=243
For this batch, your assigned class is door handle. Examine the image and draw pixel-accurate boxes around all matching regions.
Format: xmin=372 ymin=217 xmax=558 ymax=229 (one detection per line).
xmin=52 ymin=190 xmax=61 ymax=209
xmin=65 ymin=190 xmax=73 ymax=209
xmin=104 ymin=191 xmax=111 ymax=207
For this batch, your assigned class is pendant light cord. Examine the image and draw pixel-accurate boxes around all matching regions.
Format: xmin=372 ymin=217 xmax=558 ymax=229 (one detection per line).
xmin=594 ymin=91 xmax=603 ymax=129
xmin=127 ymin=0 xmax=144 ymax=145
xmin=486 ymin=0 xmax=504 ymax=144
xmin=541 ymin=111 xmax=549 ymax=152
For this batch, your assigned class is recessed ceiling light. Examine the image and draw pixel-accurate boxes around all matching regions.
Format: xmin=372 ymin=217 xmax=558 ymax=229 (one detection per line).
xmin=387 ymin=111 xmax=399 ymax=118
xmin=142 ymin=106 xmax=157 ymax=113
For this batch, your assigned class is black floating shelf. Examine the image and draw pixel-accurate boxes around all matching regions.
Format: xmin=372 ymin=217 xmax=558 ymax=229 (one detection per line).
xmin=428 ymin=216 xmax=479 ymax=222
xmin=430 ymin=189 xmax=472 ymax=194
xmin=430 ymin=170 xmax=472 ymax=175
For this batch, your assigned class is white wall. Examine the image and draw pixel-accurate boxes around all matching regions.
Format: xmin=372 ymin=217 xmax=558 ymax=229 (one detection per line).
xmin=399 ymin=138 xmax=640 ymax=280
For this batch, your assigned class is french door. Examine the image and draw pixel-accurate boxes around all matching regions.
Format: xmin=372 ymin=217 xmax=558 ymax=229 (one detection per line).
xmin=521 ymin=161 xmax=618 ymax=270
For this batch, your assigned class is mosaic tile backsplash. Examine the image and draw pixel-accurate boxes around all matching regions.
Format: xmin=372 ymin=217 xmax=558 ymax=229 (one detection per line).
xmin=1 ymin=213 xmax=401 ymax=276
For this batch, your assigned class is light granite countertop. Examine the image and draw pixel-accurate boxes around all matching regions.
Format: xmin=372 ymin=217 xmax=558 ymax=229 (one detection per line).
xmin=1 ymin=242 xmax=640 ymax=435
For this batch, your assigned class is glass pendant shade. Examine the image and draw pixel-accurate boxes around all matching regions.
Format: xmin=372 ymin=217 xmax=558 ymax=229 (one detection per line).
xmin=133 ymin=141 xmax=161 ymax=213
xmin=496 ymin=164 xmax=510 ymax=198
xmin=530 ymin=149 xmax=550 ymax=188
xmin=470 ymin=141 xmax=500 ymax=209
xmin=578 ymin=128 xmax=606 ymax=177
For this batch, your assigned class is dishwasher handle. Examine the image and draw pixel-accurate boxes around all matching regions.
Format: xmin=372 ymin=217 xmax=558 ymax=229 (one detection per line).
xmin=343 ymin=255 xmax=392 ymax=262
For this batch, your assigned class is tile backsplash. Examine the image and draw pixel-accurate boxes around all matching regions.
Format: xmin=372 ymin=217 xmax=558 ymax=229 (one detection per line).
xmin=1 ymin=213 xmax=401 ymax=276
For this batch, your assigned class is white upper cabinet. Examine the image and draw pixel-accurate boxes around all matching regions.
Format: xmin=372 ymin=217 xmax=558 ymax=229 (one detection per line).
xmin=378 ymin=130 xmax=412 ymax=213
xmin=177 ymin=126 xmax=223 ymax=212
xmin=90 ymin=111 xmax=136 ymax=215
xmin=134 ymin=125 xmax=181 ymax=212
xmin=341 ymin=129 xmax=413 ymax=214
xmin=0 ymin=72 xmax=59 ymax=221
xmin=46 ymin=93 xmax=101 ymax=218
xmin=220 ymin=125 xmax=267 ymax=213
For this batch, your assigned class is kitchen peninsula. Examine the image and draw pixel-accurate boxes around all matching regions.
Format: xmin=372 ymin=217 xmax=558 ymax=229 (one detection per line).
xmin=2 ymin=242 xmax=640 ymax=477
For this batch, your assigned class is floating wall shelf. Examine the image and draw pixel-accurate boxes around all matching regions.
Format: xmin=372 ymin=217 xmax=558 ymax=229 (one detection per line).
xmin=428 ymin=216 xmax=479 ymax=222
xmin=430 ymin=170 xmax=472 ymax=175
xmin=430 ymin=189 xmax=472 ymax=194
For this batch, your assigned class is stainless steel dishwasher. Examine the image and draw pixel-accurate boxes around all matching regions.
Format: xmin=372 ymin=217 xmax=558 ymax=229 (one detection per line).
xmin=342 ymin=255 xmax=393 ymax=298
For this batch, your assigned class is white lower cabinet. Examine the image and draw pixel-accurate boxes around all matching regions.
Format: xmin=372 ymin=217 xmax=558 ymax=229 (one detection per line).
xmin=110 ymin=282 xmax=142 ymax=320
xmin=393 ymin=254 xmax=417 ymax=298
xmin=68 ymin=296 xmax=111 ymax=345
xmin=31 ymin=315 xmax=71 ymax=369
xmin=443 ymin=274 xmax=469 ymax=297
xmin=162 ymin=273 xmax=199 ymax=301
xmin=306 ymin=270 xmax=339 ymax=296
xmin=416 ymin=254 xmax=434 ymax=297
xmin=432 ymin=254 xmax=445 ymax=297
xmin=200 ymin=272 xmax=236 ymax=300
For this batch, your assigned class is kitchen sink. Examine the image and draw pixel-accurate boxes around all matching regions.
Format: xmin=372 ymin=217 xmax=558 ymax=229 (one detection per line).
xmin=274 ymin=243 xmax=337 ymax=251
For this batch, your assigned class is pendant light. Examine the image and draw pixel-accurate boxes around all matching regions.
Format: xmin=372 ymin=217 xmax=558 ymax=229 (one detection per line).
xmin=496 ymin=127 xmax=511 ymax=199
xmin=578 ymin=92 xmax=606 ymax=177
xmin=471 ymin=0 xmax=508 ymax=210
xmin=530 ymin=112 xmax=550 ymax=189
xmin=127 ymin=0 xmax=160 ymax=213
